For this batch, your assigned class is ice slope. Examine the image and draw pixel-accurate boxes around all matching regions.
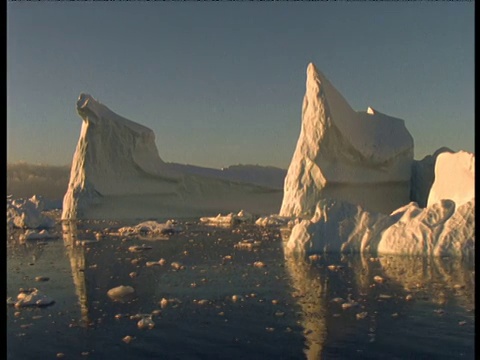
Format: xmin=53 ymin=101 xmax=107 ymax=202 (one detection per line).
xmin=62 ymin=94 xmax=282 ymax=220
xmin=280 ymin=63 xmax=414 ymax=217
xmin=427 ymin=151 xmax=475 ymax=207
xmin=285 ymin=198 xmax=474 ymax=258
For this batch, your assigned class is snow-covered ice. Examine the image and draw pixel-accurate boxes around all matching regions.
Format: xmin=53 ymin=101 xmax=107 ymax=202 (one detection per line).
xmin=280 ymin=63 xmax=414 ymax=217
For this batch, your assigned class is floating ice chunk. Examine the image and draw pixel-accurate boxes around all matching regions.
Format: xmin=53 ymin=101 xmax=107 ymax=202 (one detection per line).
xmin=255 ymin=214 xmax=291 ymax=227
xmin=107 ymin=285 xmax=135 ymax=300
xmin=7 ymin=196 xmax=55 ymax=229
xmin=137 ymin=315 xmax=155 ymax=330
xmin=200 ymin=210 xmax=253 ymax=227
xmin=119 ymin=220 xmax=181 ymax=237
xmin=19 ymin=229 xmax=58 ymax=242
xmin=8 ymin=288 xmax=55 ymax=308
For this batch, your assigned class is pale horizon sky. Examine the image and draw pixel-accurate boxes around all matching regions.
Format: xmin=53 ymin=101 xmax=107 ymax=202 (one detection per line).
xmin=7 ymin=2 xmax=474 ymax=170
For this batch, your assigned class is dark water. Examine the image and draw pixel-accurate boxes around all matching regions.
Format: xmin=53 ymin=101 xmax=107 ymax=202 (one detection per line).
xmin=7 ymin=218 xmax=475 ymax=359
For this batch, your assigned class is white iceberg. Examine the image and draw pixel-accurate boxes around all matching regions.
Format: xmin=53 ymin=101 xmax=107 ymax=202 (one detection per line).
xmin=427 ymin=150 xmax=475 ymax=207
xmin=7 ymin=195 xmax=55 ymax=229
xmin=285 ymin=198 xmax=474 ymax=258
xmin=280 ymin=63 xmax=414 ymax=217
xmin=410 ymin=147 xmax=453 ymax=208
xmin=62 ymin=94 xmax=282 ymax=220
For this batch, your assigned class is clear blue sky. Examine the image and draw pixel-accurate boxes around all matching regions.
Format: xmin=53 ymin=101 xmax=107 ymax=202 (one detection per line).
xmin=7 ymin=1 xmax=474 ymax=169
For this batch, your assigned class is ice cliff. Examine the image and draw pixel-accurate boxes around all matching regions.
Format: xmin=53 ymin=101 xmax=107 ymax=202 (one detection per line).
xmin=62 ymin=94 xmax=282 ymax=220
xmin=280 ymin=63 xmax=414 ymax=217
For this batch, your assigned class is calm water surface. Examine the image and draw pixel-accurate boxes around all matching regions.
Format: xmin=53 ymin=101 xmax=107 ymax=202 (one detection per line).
xmin=6 ymin=218 xmax=475 ymax=359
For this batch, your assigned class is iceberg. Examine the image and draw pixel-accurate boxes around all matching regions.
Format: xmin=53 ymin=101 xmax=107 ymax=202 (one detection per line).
xmin=280 ymin=63 xmax=414 ymax=217
xmin=285 ymin=198 xmax=474 ymax=258
xmin=62 ymin=94 xmax=282 ymax=220
xmin=7 ymin=195 xmax=55 ymax=229
xmin=410 ymin=147 xmax=453 ymax=207
xmin=427 ymin=150 xmax=475 ymax=207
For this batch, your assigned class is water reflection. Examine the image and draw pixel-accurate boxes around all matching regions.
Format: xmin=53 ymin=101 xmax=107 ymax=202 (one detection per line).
xmin=379 ymin=255 xmax=475 ymax=310
xmin=284 ymin=255 xmax=327 ymax=360
xmin=62 ymin=221 xmax=90 ymax=325
xmin=284 ymin=250 xmax=475 ymax=359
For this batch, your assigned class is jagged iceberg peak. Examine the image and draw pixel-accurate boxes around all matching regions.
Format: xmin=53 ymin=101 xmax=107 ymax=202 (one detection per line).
xmin=75 ymin=92 xmax=154 ymax=137
xmin=280 ymin=63 xmax=414 ymax=217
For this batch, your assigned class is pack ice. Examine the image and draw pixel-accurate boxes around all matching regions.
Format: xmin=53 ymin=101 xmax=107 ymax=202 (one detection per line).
xmin=62 ymin=94 xmax=282 ymax=220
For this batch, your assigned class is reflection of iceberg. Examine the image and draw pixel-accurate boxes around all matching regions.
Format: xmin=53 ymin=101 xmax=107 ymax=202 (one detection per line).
xmin=379 ymin=255 xmax=475 ymax=310
xmin=284 ymin=255 xmax=327 ymax=360
xmin=62 ymin=221 xmax=90 ymax=325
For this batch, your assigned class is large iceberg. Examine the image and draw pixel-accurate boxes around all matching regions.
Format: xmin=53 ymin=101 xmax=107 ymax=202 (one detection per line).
xmin=285 ymin=198 xmax=474 ymax=258
xmin=280 ymin=63 xmax=414 ymax=217
xmin=62 ymin=94 xmax=282 ymax=220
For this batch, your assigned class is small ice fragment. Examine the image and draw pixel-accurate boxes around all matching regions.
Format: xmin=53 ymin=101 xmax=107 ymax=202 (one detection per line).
xmin=160 ymin=298 xmax=169 ymax=308
xmin=356 ymin=312 xmax=368 ymax=320
xmin=107 ymin=285 xmax=135 ymax=300
xmin=137 ymin=316 xmax=155 ymax=330
xmin=122 ymin=335 xmax=134 ymax=344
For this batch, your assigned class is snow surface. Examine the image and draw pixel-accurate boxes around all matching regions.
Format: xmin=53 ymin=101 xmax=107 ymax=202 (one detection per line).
xmin=280 ymin=63 xmax=414 ymax=217
xmin=62 ymin=94 xmax=282 ymax=220
xmin=285 ymin=198 xmax=474 ymax=258
xmin=427 ymin=150 xmax=475 ymax=207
